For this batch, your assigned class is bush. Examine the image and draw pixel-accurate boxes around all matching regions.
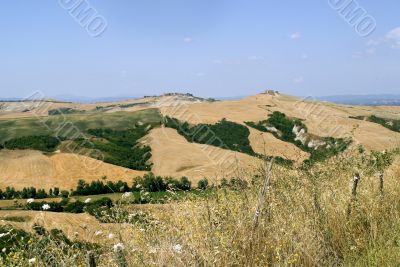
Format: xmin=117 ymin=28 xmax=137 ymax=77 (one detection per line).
xmin=164 ymin=176 xmax=191 ymax=191
xmin=26 ymin=201 xmax=63 ymax=212
xmin=72 ymin=179 xmax=129 ymax=196
xmin=85 ymin=197 xmax=114 ymax=218
xmin=64 ymin=201 xmax=85 ymax=213
xmin=59 ymin=190 xmax=69 ymax=198
xmin=178 ymin=176 xmax=191 ymax=191
xmin=198 ymin=178 xmax=209 ymax=190
xmin=133 ymin=173 xmax=167 ymax=192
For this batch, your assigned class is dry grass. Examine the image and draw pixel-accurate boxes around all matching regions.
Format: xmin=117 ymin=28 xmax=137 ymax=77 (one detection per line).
xmin=0 ymin=150 xmax=145 ymax=190
xmin=2 ymin=149 xmax=399 ymax=266
xmin=248 ymin=127 xmax=310 ymax=162
xmin=142 ymin=127 xmax=262 ymax=183
xmin=110 ymin=150 xmax=400 ymax=266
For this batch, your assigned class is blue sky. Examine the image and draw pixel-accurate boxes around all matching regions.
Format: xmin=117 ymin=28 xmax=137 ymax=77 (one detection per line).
xmin=0 ymin=0 xmax=399 ymax=98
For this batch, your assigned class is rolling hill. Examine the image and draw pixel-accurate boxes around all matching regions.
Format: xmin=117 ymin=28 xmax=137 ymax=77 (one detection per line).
xmin=0 ymin=91 xmax=399 ymax=191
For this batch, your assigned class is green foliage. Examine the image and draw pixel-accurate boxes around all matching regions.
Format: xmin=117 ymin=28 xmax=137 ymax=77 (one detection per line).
xmin=60 ymin=190 xmax=69 ymax=198
xmin=229 ymin=177 xmax=249 ymax=190
xmin=245 ymin=111 xmax=306 ymax=143
xmin=198 ymin=178 xmax=209 ymax=190
xmin=83 ymin=126 xmax=153 ymax=170
xmin=303 ymin=137 xmax=352 ymax=165
xmin=0 ymin=225 xmax=31 ymax=252
xmin=369 ymin=150 xmax=395 ymax=173
xmin=63 ymin=201 xmax=85 ymax=213
xmin=72 ymin=179 xmax=129 ymax=196
xmin=53 ymin=187 xmax=60 ymax=196
xmin=133 ymin=173 xmax=167 ymax=192
xmin=164 ymin=176 xmax=192 ymax=191
xmin=164 ymin=116 xmax=295 ymax=166
xmin=3 ymin=135 xmax=60 ymax=152
xmin=164 ymin=117 xmax=255 ymax=155
xmin=0 ymin=108 xmax=162 ymax=143
xmin=26 ymin=201 xmax=64 ymax=212
xmin=25 ymin=197 xmax=113 ymax=216
xmin=0 ymin=186 xmax=49 ymax=200
xmin=84 ymin=197 xmax=114 ymax=218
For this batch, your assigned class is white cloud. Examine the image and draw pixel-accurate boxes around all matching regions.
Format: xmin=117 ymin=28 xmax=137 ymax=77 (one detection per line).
xmin=290 ymin=32 xmax=301 ymax=40
xmin=385 ymin=27 xmax=400 ymax=48
xmin=364 ymin=27 xmax=400 ymax=51
xmin=183 ymin=37 xmax=193 ymax=43
xmin=293 ymin=76 xmax=304 ymax=84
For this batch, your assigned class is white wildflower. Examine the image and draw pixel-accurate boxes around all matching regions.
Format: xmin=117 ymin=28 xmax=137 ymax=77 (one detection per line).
xmin=84 ymin=198 xmax=91 ymax=204
xmin=173 ymin=244 xmax=183 ymax=254
xmin=42 ymin=204 xmax=50 ymax=210
xmin=95 ymin=230 xmax=103 ymax=236
xmin=108 ymin=233 xmax=115 ymax=239
xmin=26 ymin=198 xmax=34 ymax=204
xmin=28 ymin=258 xmax=36 ymax=263
xmin=113 ymin=243 xmax=125 ymax=252
xmin=122 ymin=192 xmax=132 ymax=199
xmin=1 ymin=248 xmax=6 ymax=253
xmin=136 ymin=184 xmax=142 ymax=189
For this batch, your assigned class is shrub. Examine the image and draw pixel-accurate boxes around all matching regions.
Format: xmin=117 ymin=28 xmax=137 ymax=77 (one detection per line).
xmin=85 ymin=197 xmax=114 ymax=218
xmin=72 ymin=179 xmax=129 ymax=196
xmin=60 ymin=190 xmax=69 ymax=198
xmin=53 ymin=187 xmax=60 ymax=196
xmin=178 ymin=176 xmax=191 ymax=191
xmin=64 ymin=201 xmax=85 ymax=213
xmin=198 ymin=178 xmax=209 ymax=190
xmin=133 ymin=173 xmax=167 ymax=192
xmin=26 ymin=201 xmax=63 ymax=212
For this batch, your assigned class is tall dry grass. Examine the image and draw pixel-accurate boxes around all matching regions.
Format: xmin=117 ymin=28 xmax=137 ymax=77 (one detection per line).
xmin=1 ymin=148 xmax=400 ymax=266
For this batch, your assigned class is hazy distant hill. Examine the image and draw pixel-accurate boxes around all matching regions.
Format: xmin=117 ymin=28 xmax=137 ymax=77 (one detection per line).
xmin=316 ymin=94 xmax=400 ymax=106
